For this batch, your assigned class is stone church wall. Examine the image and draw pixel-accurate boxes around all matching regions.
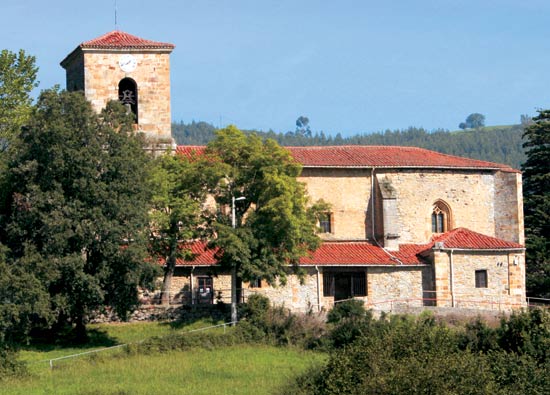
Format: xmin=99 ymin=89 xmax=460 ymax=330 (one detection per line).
xmin=375 ymin=169 xmax=497 ymax=243
xmin=433 ymin=250 xmax=526 ymax=311
xmin=494 ymin=171 xmax=524 ymax=244
xmin=298 ymin=168 xmax=374 ymax=240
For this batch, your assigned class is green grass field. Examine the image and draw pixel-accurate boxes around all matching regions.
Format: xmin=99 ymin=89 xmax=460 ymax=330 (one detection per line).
xmin=1 ymin=321 xmax=326 ymax=395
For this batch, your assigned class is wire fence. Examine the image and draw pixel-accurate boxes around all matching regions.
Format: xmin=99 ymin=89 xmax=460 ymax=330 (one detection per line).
xmin=32 ymin=321 xmax=237 ymax=370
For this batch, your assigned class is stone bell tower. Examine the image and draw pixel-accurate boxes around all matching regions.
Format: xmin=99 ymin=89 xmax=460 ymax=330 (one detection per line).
xmin=60 ymin=30 xmax=175 ymax=149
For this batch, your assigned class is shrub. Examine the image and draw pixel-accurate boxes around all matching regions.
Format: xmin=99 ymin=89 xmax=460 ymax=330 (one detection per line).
xmin=326 ymin=299 xmax=366 ymax=323
xmin=0 ymin=344 xmax=26 ymax=380
xmin=497 ymin=308 xmax=550 ymax=363
xmin=240 ymin=294 xmax=327 ymax=349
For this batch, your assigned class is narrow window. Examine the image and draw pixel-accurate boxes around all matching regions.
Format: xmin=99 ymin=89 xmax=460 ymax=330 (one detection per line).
xmin=118 ymin=78 xmax=138 ymax=123
xmin=431 ymin=200 xmax=452 ymax=233
xmin=323 ymin=272 xmax=335 ymax=296
xmin=475 ymin=270 xmax=488 ymax=288
xmin=319 ymin=212 xmax=332 ymax=233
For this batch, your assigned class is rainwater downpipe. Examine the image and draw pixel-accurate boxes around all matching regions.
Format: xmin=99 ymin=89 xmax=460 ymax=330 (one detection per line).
xmin=450 ymin=250 xmax=455 ymax=308
xmin=315 ymin=265 xmax=321 ymax=312
xmin=370 ymin=168 xmax=377 ymax=242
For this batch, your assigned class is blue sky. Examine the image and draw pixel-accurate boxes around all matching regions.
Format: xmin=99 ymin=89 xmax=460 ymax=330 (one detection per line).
xmin=3 ymin=0 xmax=550 ymax=136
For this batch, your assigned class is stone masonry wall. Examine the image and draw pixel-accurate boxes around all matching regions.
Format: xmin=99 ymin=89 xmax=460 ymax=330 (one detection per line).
xmin=376 ymin=169 xmax=496 ymax=243
xmin=366 ymin=266 xmax=427 ymax=310
xmin=298 ymin=168 xmax=373 ymax=240
xmin=81 ymin=51 xmax=172 ymax=141
xmin=494 ymin=171 xmax=524 ymax=244
xmin=433 ymin=250 xmax=526 ymax=310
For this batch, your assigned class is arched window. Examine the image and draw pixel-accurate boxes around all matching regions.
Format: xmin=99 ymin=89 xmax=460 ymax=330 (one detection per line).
xmin=118 ymin=78 xmax=138 ymax=123
xmin=431 ymin=200 xmax=452 ymax=233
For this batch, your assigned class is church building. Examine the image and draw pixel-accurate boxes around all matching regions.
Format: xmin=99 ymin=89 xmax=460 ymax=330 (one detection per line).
xmin=61 ymin=31 xmax=526 ymax=313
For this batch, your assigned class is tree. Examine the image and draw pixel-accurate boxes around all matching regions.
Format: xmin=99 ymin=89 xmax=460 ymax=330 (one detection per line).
xmin=148 ymin=153 xmax=208 ymax=305
xmin=522 ymin=109 xmax=550 ymax=298
xmin=0 ymin=89 xmax=158 ymax=340
xmin=205 ymin=126 xmax=325 ymax=322
xmin=460 ymin=113 xmax=485 ymax=129
xmin=296 ymin=116 xmax=311 ymax=137
xmin=0 ymin=49 xmax=38 ymax=152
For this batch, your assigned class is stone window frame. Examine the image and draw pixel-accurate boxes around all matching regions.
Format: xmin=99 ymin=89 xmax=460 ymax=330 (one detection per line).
xmin=319 ymin=212 xmax=334 ymax=234
xmin=431 ymin=199 xmax=452 ymax=233
xmin=475 ymin=269 xmax=488 ymax=288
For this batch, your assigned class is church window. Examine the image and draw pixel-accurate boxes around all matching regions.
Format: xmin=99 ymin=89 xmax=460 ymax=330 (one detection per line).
xmin=118 ymin=78 xmax=138 ymax=123
xmin=431 ymin=200 xmax=452 ymax=233
xmin=475 ymin=270 xmax=488 ymax=288
xmin=319 ymin=212 xmax=333 ymax=234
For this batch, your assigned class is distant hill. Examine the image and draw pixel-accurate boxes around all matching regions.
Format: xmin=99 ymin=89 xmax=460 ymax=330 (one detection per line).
xmin=172 ymin=122 xmax=526 ymax=170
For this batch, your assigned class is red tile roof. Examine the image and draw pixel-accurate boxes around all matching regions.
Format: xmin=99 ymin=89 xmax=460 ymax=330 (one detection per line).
xmin=176 ymin=145 xmax=518 ymax=172
xmin=176 ymin=146 xmax=206 ymax=157
xmin=80 ymin=30 xmax=175 ymax=50
xmin=299 ymin=242 xmax=428 ymax=266
xmin=430 ymin=228 xmax=524 ymax=250
xmin=166 ymin=229 xmax=522 ymax=268
xmin=170 ymin=240 xmax=428 ymax=267
xmin=287 ymin=146 xmax=517 ymax=172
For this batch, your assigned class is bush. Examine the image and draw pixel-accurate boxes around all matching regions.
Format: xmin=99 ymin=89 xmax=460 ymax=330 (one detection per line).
xmin=327 ymin=299 xmax=366 ymax=323
xmin=497 ymin=308 xmax=550 ymax=363
xmin=240 ymin=294 xmax=327 ymax=349
xmin=284 ymin=311 xmax=550 ymax=394
xmin=0 ymin=344 xmax=26 ymax=380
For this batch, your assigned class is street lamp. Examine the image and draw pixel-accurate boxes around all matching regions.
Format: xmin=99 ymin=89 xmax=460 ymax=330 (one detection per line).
xmin=231 ymin=196 xmax=246 ymax=229
xmin=231 ymin=195 xmax=246 ymax=324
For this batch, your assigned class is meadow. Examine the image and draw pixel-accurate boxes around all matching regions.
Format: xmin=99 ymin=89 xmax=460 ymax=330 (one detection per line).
xmin=1 ymin=321 xmax=325 ymax=395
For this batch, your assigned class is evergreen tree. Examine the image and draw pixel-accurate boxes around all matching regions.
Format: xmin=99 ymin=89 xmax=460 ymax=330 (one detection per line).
xmin=522 ymin=109 xmax=550 ymax=298
xmin=0 ymin=89 xmax=158 ymax=340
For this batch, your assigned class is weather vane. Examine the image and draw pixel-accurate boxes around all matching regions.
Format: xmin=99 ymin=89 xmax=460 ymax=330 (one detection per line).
xmin=115 ymin=0 xmax=118 ymax=30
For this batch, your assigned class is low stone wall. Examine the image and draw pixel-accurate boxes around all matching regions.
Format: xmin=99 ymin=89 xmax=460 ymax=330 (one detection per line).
xmin=89 ymin=304 xmax=229 ymax=324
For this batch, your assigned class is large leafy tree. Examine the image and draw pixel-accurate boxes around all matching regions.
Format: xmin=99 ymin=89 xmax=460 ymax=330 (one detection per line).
xmin=0 ymin=89 xmax=158 ymax=339
xmin=0 ymin=49 xmax=38 ymax=153
xmin=522 ymin=109 xmax=550 ymax=298
xmin=148 ymin=153 xmax=209 ymax=305
xmin=205 ymin=126 xmax=325 ymax=321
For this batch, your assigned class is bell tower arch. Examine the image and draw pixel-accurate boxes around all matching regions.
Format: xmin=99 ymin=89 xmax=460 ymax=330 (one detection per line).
xmin=60 ymin=30 xmax=175 ymax=149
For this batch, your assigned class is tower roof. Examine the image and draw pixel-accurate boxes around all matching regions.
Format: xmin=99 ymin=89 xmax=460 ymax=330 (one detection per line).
xmin=80 ymin=30 xmax=175 ymax=50
xmin=61 ymin=30 xmax=174 ymax=68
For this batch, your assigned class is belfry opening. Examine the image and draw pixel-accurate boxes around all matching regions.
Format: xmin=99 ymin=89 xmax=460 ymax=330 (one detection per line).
xmin=118 ymin=78 xmax=138 ymax=123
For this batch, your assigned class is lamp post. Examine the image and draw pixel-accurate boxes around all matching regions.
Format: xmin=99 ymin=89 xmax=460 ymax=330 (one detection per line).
xmin=231 ymin=196 xmax=246 ymax=324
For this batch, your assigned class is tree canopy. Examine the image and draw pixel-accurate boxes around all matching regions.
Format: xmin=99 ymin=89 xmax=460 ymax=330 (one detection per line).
xmin=0 ymin=89 xmax=158 ymax=339
xmin=522 ymin=109 xmax=550 ymax=298
xmin=148 ymin=152 xmax=209 ymax=304
xmin=0 ymin=49 xmax=38 ymax=153
xmin=202 ymin=126 xmax=326 ymax=320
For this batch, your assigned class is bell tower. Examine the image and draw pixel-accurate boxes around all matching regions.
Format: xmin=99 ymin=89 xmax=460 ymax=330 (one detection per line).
xmin=60 ymin=30 xmax=175 ymax=149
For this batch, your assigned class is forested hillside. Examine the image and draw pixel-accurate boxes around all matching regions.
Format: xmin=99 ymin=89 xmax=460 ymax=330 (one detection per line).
xmin=172 ymin=121 xmax=526 ymax=169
